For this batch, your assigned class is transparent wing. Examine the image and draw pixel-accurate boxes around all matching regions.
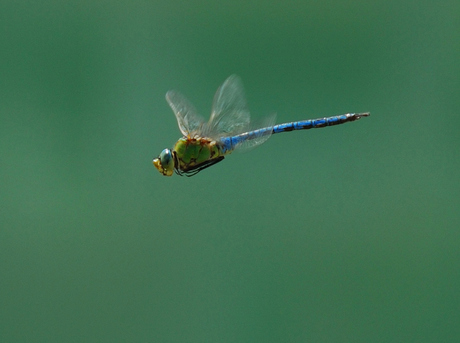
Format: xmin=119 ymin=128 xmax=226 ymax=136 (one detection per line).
xmin=203 ymin=75 xmax=250 ymax=139
xmin=221 ymin=113 xmax=276 ymax=152
xmin=231 ymin=113 xmax=277 ymax=152
xmin=166 ymin=90 xmax=206 ymax=137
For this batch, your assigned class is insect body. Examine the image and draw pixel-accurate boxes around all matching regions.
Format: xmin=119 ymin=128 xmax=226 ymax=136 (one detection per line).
xmin=153 ymin=75 xmax=369 ymax=177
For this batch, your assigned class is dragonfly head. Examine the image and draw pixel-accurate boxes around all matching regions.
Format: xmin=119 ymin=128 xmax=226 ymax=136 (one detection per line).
xmin=153 ymin=148 xmax=174 ymax=176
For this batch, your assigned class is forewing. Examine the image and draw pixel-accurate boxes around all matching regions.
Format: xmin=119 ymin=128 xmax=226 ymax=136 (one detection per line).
xmin=166 ymin=90 xmax=206 ymax=137
xmin=204 ymin=75 xmax=250 ymax=138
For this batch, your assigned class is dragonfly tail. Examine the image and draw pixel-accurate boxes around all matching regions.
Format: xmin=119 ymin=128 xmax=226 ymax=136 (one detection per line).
xmin=272 ymin=112 xmax=370 ymax=133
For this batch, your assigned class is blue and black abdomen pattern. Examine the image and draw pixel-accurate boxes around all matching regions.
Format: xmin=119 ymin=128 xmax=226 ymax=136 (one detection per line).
xmin=220 ymin=112 xmax=369 ymax=153
xmin=273 ymin=113 xmax=366 ymax=133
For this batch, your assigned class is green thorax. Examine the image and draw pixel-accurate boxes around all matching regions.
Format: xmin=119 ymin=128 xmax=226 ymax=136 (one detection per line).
xmin=173 ymin=137 xmax=224 ymax=172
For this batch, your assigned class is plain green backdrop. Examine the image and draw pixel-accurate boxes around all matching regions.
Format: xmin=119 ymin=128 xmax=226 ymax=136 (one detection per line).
xmin=1 ymin=1 xmax=459 ymax=342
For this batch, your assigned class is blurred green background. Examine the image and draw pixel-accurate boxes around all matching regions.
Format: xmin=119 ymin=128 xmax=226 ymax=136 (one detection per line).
xmin=1 ymin=1 xmax=459 ymax=342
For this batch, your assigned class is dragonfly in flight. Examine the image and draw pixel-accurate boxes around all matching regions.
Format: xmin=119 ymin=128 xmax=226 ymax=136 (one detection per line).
xmin=153 ymin=75 xmax=369 ymax=177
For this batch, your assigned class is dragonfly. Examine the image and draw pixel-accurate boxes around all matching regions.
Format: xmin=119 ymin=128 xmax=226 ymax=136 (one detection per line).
xmin=153 ymin=75 xmax=369 ymax=177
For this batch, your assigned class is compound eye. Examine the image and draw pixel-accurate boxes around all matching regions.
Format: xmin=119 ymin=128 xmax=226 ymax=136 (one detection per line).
xmin=153 ymin=148 xmax=174 ymax=176
xmin=160 ymin=149 xmax=172 ymax=165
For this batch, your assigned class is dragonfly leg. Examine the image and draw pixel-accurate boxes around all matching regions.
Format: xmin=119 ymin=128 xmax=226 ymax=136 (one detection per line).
xmin=176 ymin=156 xmax=225 ymax=177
